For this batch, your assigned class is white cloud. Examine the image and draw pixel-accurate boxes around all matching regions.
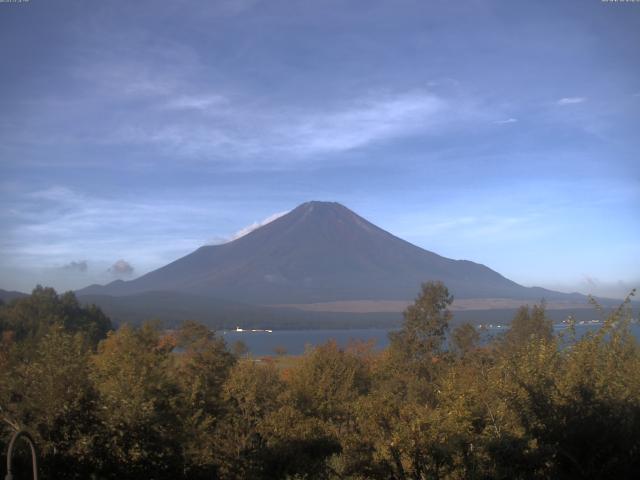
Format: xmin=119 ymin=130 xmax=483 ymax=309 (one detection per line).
xmin=493 ymin=118 xmax=518 ymax=124
xmin=108 ymin=259 xmax=135 ymax=276
xmin=28 ymin=186 xmax=81 ymax=203
xmin=418 ymin=215 xmax=530 ymax=239
xmin=6 ymin=33 xmax=493 ymax=170
xmin=283 ymin=92 xmax=448 ymax=155
xmin=557 ymin=97 xmax=586 ymax=105
xmin=163 ymin=94 xmax=228 ymax=111
xmin=109 ymin=90 xmax=488 ymax=165
xmin=227 ymin=211 xmax=289 ymax=241
xmin=77 ymin=60 xmax=177 ymax=99
xmin=0 ymin=186 xmax=235 ymax=282
xmin=62 ymin=260 xmax=88 ymax=273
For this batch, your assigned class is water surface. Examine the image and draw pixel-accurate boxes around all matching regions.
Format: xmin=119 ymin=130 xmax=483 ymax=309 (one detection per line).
xmin=221 ymin=323 xmax=640 ymax=356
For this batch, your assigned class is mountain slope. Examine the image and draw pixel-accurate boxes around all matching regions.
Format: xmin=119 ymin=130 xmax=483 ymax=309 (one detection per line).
xmin=76 ymin=290 xmax=400 ymax=329
xmin=0 ymin=288 xmax=29 ymax=303
xmin=77 ymin=201 xmax=582 ymax=304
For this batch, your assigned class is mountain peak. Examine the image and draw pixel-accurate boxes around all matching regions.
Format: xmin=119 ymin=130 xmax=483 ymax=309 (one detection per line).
xmin=275 ymin=201 xmax=379 ymax=237
xmin=77 ymin=200 xmax=571 ymax=304
xmin=294 ymin=200 xmax=349 ymax=214
xmin=299 ymin=200 xmax=339 ymax=207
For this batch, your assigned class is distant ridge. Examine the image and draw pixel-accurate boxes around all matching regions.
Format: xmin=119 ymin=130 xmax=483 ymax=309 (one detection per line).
xmin=77 ymin=201 xmax=586 ymax=305
xmin=0 ymin=288 xmax=28 ymax=303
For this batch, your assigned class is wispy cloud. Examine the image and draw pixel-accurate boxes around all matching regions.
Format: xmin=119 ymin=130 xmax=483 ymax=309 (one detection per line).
xmin=4 ymin=37 xmax=490 ymax=168
xmin=557 ymin=97 xmax=586 ymax=105
xmin=62 ymin=260 xmax=88 ymax=273
xmin=1 ymin=18 xmax=499 ymax=171
xmin=105 ymin=90 xmax=489 ymax=165
xmin=493 ymin=117 xmax=518 ymax=124
xmin=163 ymin=94 xmax=228 ymax=111
xmin=282 ymin=92 xmax=449 ymax=155
xmin=0 ymin=186 xmax=233 ymax=276
xmin=227 ymin=211 xmax=289 ymax=242
xmin=414 ymin=215 xmax=532 ymax=240
xmin=72 ymin=36 xmax=200 ymax=101
xmin=28 ymin=186 xmax=81 ymax=203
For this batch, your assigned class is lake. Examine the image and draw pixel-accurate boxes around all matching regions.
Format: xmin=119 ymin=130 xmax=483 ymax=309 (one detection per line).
xmin=221 ymin=323 xmax=640 ymax=356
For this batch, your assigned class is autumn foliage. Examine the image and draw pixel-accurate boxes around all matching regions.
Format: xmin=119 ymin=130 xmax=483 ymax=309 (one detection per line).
xmin=1 ymin=283 xmax=638 ymax=479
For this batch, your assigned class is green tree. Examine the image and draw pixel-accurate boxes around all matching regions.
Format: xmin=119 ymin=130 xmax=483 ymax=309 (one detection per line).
xmin=232 ymin=339 xmax=249 ymax=357
xmin=390 ymin=281 xmax=453 ymax=362
xmin=0 ymin=286 xmax=112 ymax=346
xmin=171 ymin=321 xmax=235 ymax=478
xmin=0 ymin=327 xmax=98 ymax=479
xmin=286 ymin=341 xmax=371 ymax=425
xmin=504 ymin=303 xmax=552 ymax=348
xmin=266 ymin=341 xmax=372 ymax=479
xmin=451 ymin=322 xmax=481 ymax=357
xmin=215 ymin=361 xmax=284 ymax=479
xmin=505 ymin=293 xmax=640 ymax=479
xmin=90 ymin=322 xmax=182 ymax=479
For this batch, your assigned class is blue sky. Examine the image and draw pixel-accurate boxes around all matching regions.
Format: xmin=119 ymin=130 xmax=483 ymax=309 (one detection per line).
xmin=1 ymin=0 xmax=638 ymax=298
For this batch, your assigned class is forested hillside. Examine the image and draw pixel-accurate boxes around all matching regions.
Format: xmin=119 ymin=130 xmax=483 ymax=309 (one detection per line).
xmin=1 ymin=284 xmax=638 ymax=479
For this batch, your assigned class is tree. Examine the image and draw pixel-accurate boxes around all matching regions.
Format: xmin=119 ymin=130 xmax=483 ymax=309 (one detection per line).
xmin=267 ymin=341 xmax=371 ymax=479
xmin=171 ymin=321 xmax=235 ymax=477
xmin=232 ymin=340 xmax=249 ymax=357
xmin=286 ymin=340 xmax=371 ymax=425
xmin=505 ymin=292 xmax=640 ymax=479
xmin=90 ymin=322 xmax=182 ymax=479
xmin=215 ymin=361 xmax=284 ymax=479
xmin=451 ymin=323 xmax=480 ymax=357
xmin=0 ymin=326 xmax=98 ymax=478
xmin=504 ymin=303 xmax=552 ymax=349
xmin=0 ymin=286 xmax=112 ymax=346
xmin=390 ymin=281 xmax=453 ymax=363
